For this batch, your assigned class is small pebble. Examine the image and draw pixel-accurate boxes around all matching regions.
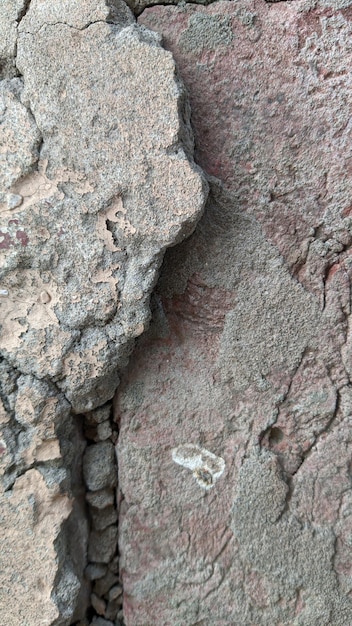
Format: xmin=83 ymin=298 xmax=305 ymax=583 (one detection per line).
xmin=108 ymin=585 xmax=122 ymax=602
xmin=7 ymin=193 xmax=23 ymax=210
xmin=105 ymin=597 xmax=122 ymax=621
xmin=0 ymin=289 xmax=9 ymax=297
xmin=96 ymin=420 xmax=112 ymax=441
xmin=93 ymin=570 xmax=119 ymax=597
xmin=85 ymin=404 xmax=112 ymax=425
xmin=108 ymin=556 xmax=119 ymax=573
xmin=91 ymin=506 xmax=117 ymax=531
xmin=83 ymin=441 xmax=117 ymax=491
xmin=88 ymin=526 xmax=118 ymax=564
xmin=39 ymin=290 xmax=51 ymax=304
xmin=90 ymin=592 xmax=106 ymax=616
xmin=85 ymin=563 xmax=108 ymax=581
xmin=91 ymin=617 xmax=114 ymax=626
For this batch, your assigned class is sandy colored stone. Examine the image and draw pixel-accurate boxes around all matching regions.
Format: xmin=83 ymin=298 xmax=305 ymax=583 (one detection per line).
xmin=0 ymin=3 xmax=207 ymax=618
xmin=0 ymin=470 xmax=72 ymax=626
xmin=90 ymin=592 xmax=106 ymax=616
xmin=0 ymin=0 xmax=207 ymax=413
xmin=0 ymin=363 xmax=90 ymax=624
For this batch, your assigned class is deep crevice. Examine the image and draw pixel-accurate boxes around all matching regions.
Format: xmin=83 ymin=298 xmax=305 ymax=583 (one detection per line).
xmin=17 ymin=0 xmax=32 ymax=23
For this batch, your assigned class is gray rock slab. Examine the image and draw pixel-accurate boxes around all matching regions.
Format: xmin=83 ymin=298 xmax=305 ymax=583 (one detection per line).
xmin=88 ymin=526 xmax=118 ymax=564
xmin=83 ymin=442 xmax=117 ymax=492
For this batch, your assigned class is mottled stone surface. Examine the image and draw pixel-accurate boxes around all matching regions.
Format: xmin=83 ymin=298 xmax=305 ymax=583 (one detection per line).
xmin=0 ymin=1 xmax=207 ymax=624
xmin=116 ymin=2 xmax=352 ymax=624
xmin=83 ymin=442 xmax=117 ymax=492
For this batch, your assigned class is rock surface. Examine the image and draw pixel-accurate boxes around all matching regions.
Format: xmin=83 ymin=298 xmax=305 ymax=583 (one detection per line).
xmin=1 ymin=0 xmax=207 ymax=413
xmin=116 ymin=1 xmax=352 ymax=624
xmin=0 ymin=370 xmax=89 ymax=625
xmin=0 ymin=0 xmax=206 ymax=624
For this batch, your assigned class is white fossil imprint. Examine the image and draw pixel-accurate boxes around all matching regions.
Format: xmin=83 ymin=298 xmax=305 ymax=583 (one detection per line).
xmin=172 ymin=443 xmax=225 ymax=490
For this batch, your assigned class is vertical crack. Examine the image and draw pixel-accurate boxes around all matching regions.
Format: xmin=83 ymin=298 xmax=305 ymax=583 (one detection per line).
xmin=76 ymin=402 xmax=125 ymax=626
xmin=17 ymin=0 xmax=32 ymax=23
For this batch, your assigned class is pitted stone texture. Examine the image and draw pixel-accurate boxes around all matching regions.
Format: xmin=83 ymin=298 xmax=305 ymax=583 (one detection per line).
xmin=116 ymin=2 xmax=352 ymax=622
xmin=0 ymin=368 xmax=70 ymax=490
xmin=88 ymin=526 xmax=118 ymax=564
xmin=117 ymin=190 xmax=352 ymax=624
xmin=0 ymin=78 xmax=41 ymax=192
xmin=0 ymin=0 xmax=207 ymax=413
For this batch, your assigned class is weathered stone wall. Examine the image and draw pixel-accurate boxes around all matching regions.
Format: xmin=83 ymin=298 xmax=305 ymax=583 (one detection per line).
xmin=117 ymin=1 xmax=352 ymax=624
xmin=0 ymin=1 xmax=206 ymax=624
xmin=2 ymin=0 xmax=352 ymax=624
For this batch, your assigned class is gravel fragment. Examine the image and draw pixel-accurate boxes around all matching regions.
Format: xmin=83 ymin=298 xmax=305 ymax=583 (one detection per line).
xmin=86 ymin=489 xmax=115 ymax=509
xmin=91 ymin=506 xmax=118 ymax=531
xmin=90 ymin=592 xmax=106 ymax=616
xmin=93 ymin=570 xmax=120 ymax=597
xmin=84 ymin=405 xmax=112 ymax=425
xmin=96 ymin=421 xmax=113 ymax=441
xmin=85 ymin=563 xmax=108 ymax=581
xmin=88 ymin=527 xmax=118 ymax=564
xmin=108 ymin=585 xmax=122 ymax=602
xmin=83 ymin=442 xmax=117 ymax=491
xmin=105 ymin=597 xmax=123 ymax=620
xmin=91 ymin=617 xmax=114 ymax=626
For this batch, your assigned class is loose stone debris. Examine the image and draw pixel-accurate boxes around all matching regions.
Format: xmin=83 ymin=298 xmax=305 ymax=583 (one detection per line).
xmin=79 ymin=404 xmax=123 ymax=626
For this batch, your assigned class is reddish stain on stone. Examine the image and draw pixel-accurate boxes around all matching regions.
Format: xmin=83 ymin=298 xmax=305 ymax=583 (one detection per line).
xmin=327 ymin=262 xmax=343 ymax=280
xmin=140 ymin=1 xmax=352 ymax=290
xmin=342 ymin=205 xmax=352 ymax=217
xmin=16 ymin=231 xmax=29 ymax=246
xmin=8 ymin=219 xmax=19 ymax=225
xmin=0 ymin=231 xmax=14 ymax=249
